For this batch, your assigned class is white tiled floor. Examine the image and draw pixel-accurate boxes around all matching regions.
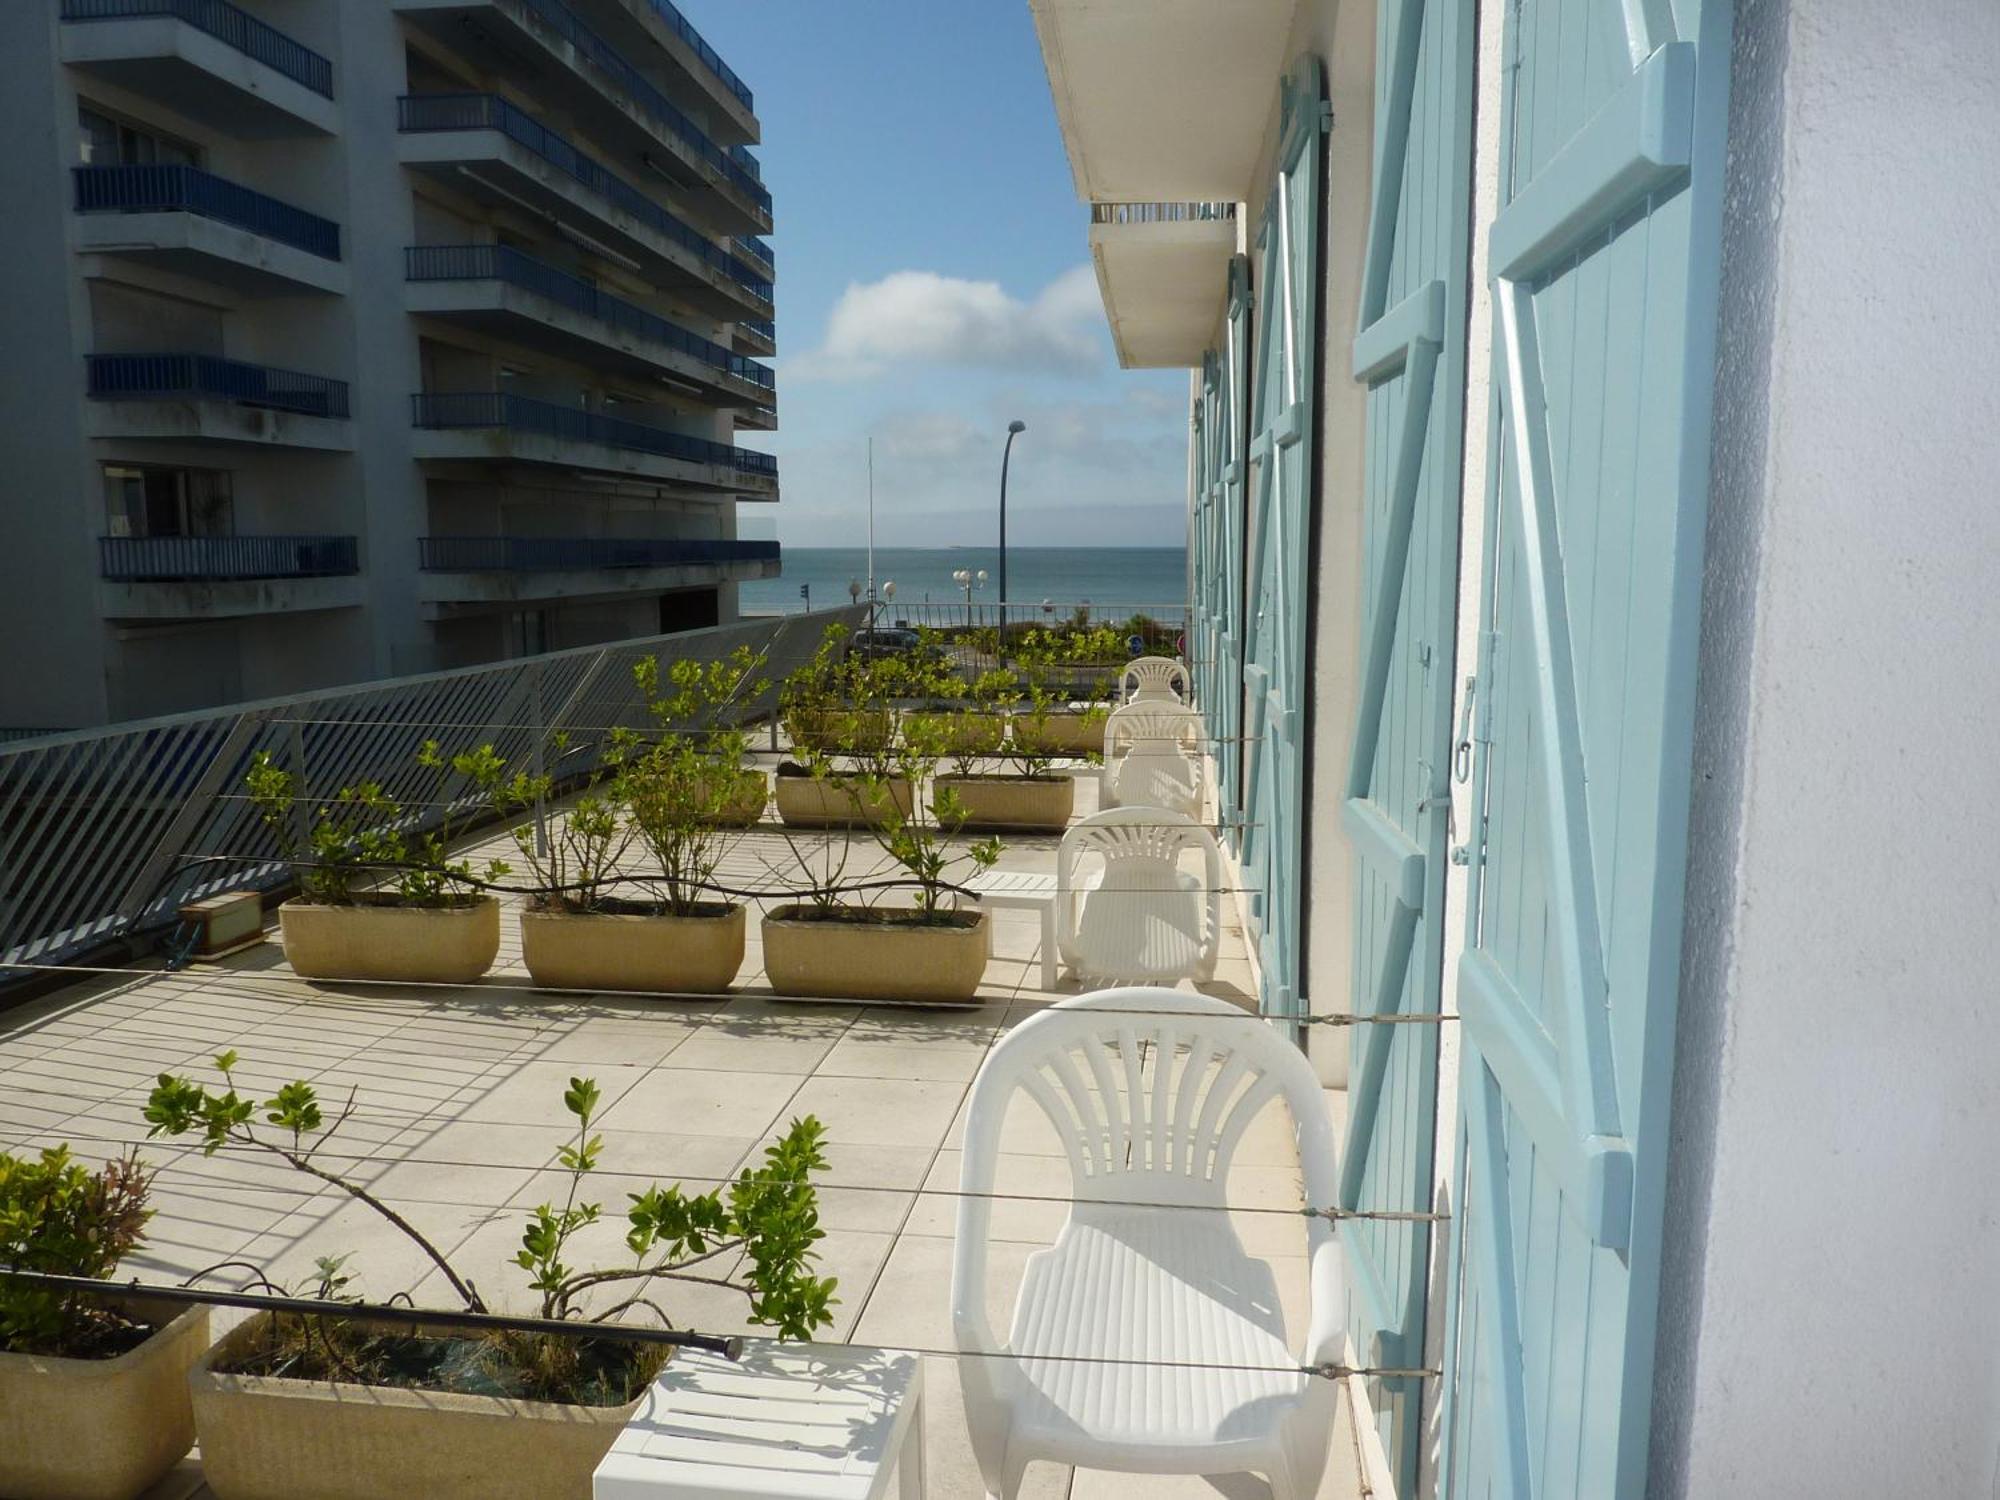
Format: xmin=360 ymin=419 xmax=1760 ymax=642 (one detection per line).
xmin=0 ymin=765 xmax=1363 ymax=1499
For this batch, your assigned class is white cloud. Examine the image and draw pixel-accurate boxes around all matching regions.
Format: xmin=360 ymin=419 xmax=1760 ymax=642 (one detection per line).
xmin=787 ymin=265 xmax=1106 ymax=381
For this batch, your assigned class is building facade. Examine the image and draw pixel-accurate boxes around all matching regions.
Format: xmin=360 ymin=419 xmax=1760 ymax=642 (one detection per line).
xmin=1033 ymin=0 xmax=2000 ymax=1496
xmin=0 ymin=0 xmax=781 ymax=731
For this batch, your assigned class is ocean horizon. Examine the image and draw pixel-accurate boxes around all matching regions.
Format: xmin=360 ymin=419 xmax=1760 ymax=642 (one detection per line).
xmin=740 ymin=545 xmax=1188 ymax=619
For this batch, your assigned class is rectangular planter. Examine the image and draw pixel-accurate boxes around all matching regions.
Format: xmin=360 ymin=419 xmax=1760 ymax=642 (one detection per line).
xmin=906 ymin=710 xmax=1007 ymax=755
xmin=1010 ymin=711 xmax=1108 ymax=758
xmin=278 ymin=896 xmax=500 ymax=985
xmin=519 ymin=903 xmax=745 ymax=994
xmin=0 ymin=1300 xmax=209 ymax=1500
xmin=783 ymin=708 xmax=892 ymax=755
xmin=935 ymin=773 xmax=1075 ymax=832
xmin=772 ymin=771 xmax=914 ymax=828
xmin=190 ymin=1314 xmax=640 ymax=1500
xmin=762 ymin=905 xmax=989 ymax=1005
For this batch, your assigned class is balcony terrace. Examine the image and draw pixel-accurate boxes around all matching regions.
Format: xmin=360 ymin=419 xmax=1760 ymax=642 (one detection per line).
xmin=1087 ymin=202 xmax=1241 ymax=368
xmin=95 ymin=533 xmax=363 ymax=618
xmin=0 ymin=733 xmax=1366 ymax=1497
xmin=564 ymin=0 xmax=760 ymax=144
xmin=397 ymin=94 xmax=773 ymax=321
xmin=84 ymin=353 xmax=353 ymax=449
xmin=734 ymin=316 xmax=776 ymax=357
xmin=58 ymin=0 xmax=337 ymax=137
xmin=417 ymin=534 xmax=780 ymax=605
xmin=404 ymin=244 xmax=776 ymax=410
xmin=72 ymin=163 xmax=346 ymax=296
xmin=410 ymin=390 xmax=779 ymax=497
xmin=392 ymin=0 xmax=775 ymax=233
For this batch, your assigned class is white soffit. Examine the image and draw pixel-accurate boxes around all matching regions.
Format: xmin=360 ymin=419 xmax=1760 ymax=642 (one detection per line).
xmin=1030 ymin=0 xmax=1296 ymax=201
xmin=1091 ymin=216 xmax=1239 ymax=367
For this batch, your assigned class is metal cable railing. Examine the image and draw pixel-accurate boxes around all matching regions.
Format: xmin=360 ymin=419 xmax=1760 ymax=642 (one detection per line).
xmin=411 ymin=391 xmax=778 ymax=476
xmin=86 ymin=353 xmax=349 ymax=419
xmin=396 ymin=95 xmax=772 ymax=305
xmin=99 ymin=534 xmax=358 ymax=582
xmin=506 ymin=0 xmax=771 ymax=213
xmin=59 ymin=0 xmax=333 ymax=98
xmin=419 ymin=536 xmax=779 ymax=572
xmin=406 ymin=244 xmax=775 ymax=391
xmin=72 ymin=164 xmax=340 ymax=260
xmin=0 ymin=609 xmax=862 ymax=975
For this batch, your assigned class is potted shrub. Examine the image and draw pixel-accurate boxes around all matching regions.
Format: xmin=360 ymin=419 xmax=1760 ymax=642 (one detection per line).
xmin=933 ymin=670 xmax=1079 ymax=834
xmin=0 ymin=1145 xmax=210 ymax=1500
xmin=143 ymin=1056 xmax=834 ymax=1500
xmin=903 ymin=636 xmax=1009 ymax=756
xmin=246 ymin=742 xmax=511 ymax=985
xmin=763 ymin=716 xmax=1001 ymax=1005
xmin=1008 ymin=625 xmax=1119 ymax=757
xmin=774 ymin=628 xmax=914 ymax=829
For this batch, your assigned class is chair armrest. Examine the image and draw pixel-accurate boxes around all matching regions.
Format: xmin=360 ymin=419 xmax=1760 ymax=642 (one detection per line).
xmin=1302 ymin=1223 xmax=1347 ymax=1366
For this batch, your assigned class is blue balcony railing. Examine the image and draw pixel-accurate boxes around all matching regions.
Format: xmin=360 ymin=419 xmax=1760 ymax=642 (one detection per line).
xmin=412 ymin=392 xmax=779 ymax=478
xmin=100 ymin=534 xmax=359 ymax=582
xmin=741 ymin=318 xmax=775 ymax=345
xmin=420 ymin=535 xmax=779 ymax=571
xmin=397 ymin=96 xmax=773 ymax=304
xmin=87 ymin=353 xmax=350 ymax=419
xmin=406 ymin=244 xmax=775 ymax=391
xmin=73 ymin=164 xmax=341 ymax=260
xmin=628 ymin=0 xmax=752 ymax=111
xmin=734 ymin=235 xmax=774 ymax=272
xmin=60 ymin=0 xmax=334 ymax=99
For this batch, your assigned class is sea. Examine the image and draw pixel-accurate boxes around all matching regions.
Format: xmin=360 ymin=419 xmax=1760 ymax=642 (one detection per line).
xmin=741 ymin=546 xmax=1188 ymax=622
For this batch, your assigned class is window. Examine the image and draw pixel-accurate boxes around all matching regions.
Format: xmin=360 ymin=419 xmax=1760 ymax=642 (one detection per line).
xmin=102 ymin=465 xmax=233 ymax=539
xmin=509 ymin=608 xmax=551 ymax=658
xmin=77 ymin=106 xmax=198 ymax=168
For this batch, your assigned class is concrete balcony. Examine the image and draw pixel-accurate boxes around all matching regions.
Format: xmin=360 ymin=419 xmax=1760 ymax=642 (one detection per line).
xmin=58 ymin=0 xmax=337 ymax=137
xmin=405 ymin=244 xmax=776 ymax=411
xmin=97 ymin=533 xmax=363 ymax=619
xmin=392 ymin=0 xmax=773 ymax=233
xmin=417 ymin=534 xmax=779 ymax=607
xmin=396 ymin=95 xmax=772 ymax=321
xmin=72 ymin=164 xmax=346 ymax=296
xmin=562 ymin=0 xmax=759 ymax=145
xmin=84 ymin=353 xmax=353 ymax=449
xmin=411 ymin=391 xmax=779 ymax=498
xmin=733 ymin=317 xmax=776 ymax=357
xmin=1088 ymin=202 xmax=1241 ymax=368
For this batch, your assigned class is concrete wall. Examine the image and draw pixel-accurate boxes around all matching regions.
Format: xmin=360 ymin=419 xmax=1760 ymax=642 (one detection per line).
xmin=1653 ymin=0 xmax=2000 ymax=1492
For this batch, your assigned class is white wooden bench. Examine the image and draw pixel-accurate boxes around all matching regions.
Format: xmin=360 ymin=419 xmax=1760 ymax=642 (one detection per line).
xmin=594 ymin=1343 xmax=924 ymax=1499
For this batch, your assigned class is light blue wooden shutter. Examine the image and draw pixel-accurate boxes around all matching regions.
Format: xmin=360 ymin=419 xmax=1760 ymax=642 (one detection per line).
xmin=1241 ymin=60 xmax=1325 ymax=1023
xmin=1339 ymin=0 xmax=1474 ymax=1487
xmin=1201 ymin=262 xmax=1251 ymax=833
xmin=1441 ymin=3 xmax=1733 ymax=1495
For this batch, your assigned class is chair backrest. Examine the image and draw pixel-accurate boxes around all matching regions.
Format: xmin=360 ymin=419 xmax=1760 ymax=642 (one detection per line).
xmin=1102 ymin=700 xmax=1202 ymax=759
xmin=1056 ymin=807 xmax=1221 ymax=973
xmin=959 ymin=987 xmax=1338 ymax=1211
xmin=1121 ymin=656 xmax=1190 ymax=705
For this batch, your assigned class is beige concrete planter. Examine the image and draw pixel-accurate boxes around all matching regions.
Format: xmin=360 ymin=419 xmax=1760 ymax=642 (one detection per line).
xmin=906 ymin=710 xmax=1006 ymax=755
xmin=936 ymin=773 xmax=1076 ymax=833
xmin=1011 ymin=712 xmax=1109 ymax=758
xmin=773 ymin=770 xmax=914 ymax=828
xmin=0 ymin=1301 xmax=208 ymax=1500
xmin=189 ymin=1314 xmax=639 ymax=1500
xmin=278 ymin=897 xmax=500 ymax=985
xmin=519 ymin=903 xmax=746 ymax=994
xmin=762 ymin=905 xmax=989 ymax=1005
xmin=784 ymin=708 xmax=892 ymax=755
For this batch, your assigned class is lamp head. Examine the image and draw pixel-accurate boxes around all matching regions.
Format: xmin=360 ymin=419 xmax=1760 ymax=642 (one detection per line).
xmin=1007 ymin=420 xmax=1027 ymax=435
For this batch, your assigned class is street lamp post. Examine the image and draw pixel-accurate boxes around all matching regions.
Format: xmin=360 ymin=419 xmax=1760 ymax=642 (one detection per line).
xmin=998 ymin=420 xmax=1026 ymax=641
xmin=952 ymin=567 xmax=987 ymax=631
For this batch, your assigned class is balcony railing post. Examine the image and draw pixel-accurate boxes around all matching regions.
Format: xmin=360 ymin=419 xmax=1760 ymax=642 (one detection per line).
xmin=529 ymin=662 xmax=549 ymax=860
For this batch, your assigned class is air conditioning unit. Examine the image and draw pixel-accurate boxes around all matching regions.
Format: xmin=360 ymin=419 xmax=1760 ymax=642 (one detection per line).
xmin=177 ymin=891 xmax=267 ymax=959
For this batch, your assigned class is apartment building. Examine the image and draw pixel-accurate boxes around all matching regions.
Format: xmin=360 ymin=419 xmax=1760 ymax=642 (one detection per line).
xmin=0 ymin=0 xmax=782 ymax=730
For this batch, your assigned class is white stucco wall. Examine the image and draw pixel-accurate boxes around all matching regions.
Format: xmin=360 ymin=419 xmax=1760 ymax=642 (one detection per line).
xmin=1653 ymin=0 xmax=2000 ymax=1492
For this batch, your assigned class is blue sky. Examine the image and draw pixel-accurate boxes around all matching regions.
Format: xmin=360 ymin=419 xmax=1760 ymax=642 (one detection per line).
xmin=678 ymin=0 xmax=1189 ymax=548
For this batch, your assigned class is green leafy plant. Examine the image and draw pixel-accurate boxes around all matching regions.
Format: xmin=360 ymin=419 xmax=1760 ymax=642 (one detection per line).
xmin=0 ymin=1146 xmax=154 ymax=1356
xmin=469 ymin=730 xmax=636 ymax=916
xmin=142 ymin=1055 xmax=836 ymax=1401
xmin=862 ymin=712 xmax=1002 ymax=922
xmin=246 ymin=742 xmax=510 ymax=908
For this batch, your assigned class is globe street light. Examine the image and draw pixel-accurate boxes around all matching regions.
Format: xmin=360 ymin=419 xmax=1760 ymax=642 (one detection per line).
xmin=998 ymin=420 xmax=1027 ymax=641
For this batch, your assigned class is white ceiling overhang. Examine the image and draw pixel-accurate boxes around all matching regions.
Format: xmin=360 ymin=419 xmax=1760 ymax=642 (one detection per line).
xmin=1090 ymin=214 xmax=1240 ymax=367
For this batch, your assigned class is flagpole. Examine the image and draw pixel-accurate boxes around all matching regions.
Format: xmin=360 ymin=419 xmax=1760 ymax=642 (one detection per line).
xmin=866 ymin=437 xmax=875 ymax=604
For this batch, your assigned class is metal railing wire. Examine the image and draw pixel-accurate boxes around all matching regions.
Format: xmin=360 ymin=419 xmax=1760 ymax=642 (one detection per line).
xmin=86 ymin=353 xmax=350 ymax=419
xmin=72 ymin=163 xmax=340 ymax=261
xmin=405 ymin=244 xmax=775 ymax=391
xmin=0 ymin=608 xmax=864 ymax=979
xmin=59 ymin=0 xmax=334 ymax=98
xmin=396 ymin=95 xmax=772 ymax=305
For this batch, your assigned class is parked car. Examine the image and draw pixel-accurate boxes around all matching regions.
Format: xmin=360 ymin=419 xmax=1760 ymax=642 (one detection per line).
xmin=848 ymin=627 xmax=934 ymax=661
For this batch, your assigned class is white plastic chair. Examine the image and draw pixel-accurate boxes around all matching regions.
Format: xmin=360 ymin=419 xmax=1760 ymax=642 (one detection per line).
xmin=1100 ymin=701 xmax=1204 ymax=818
xmin=1057 ymin=807 xmax=1221 ymax=984
xmin=1121 ymin=655 xmax=1190 ymax=704
xmin=952 ymin=986 xmax=1343 ymax=1499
